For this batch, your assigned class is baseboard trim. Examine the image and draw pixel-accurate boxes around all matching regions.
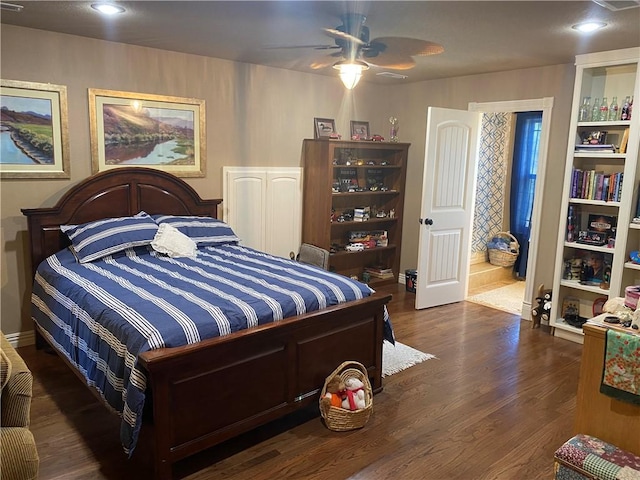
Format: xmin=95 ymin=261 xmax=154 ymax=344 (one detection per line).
xmin=3 ymin=330 xmax=36 ymax=348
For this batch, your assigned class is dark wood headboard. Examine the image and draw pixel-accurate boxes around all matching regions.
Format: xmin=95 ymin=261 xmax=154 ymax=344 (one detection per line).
xmin=21 ymin=167 xmax=222 ymax=276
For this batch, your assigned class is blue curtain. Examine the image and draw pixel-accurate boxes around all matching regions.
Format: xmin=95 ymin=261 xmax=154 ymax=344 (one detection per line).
xmin=510 ymin=111 xmax=542 ymax=278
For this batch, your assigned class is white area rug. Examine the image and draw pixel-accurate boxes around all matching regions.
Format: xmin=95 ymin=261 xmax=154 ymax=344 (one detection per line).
xmin=467 ymin=281 xmax=525 ymax=315
xmin=382 ymin=341 xmax=436 ymax=377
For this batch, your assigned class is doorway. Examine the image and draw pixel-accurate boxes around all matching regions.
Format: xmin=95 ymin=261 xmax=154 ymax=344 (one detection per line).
xmin=467 ymin=98 xmax=554 ymax=319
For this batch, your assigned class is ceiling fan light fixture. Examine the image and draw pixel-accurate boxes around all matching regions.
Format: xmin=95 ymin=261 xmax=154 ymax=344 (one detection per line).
xmin=333 ymin=60 xmax=369 ymax=90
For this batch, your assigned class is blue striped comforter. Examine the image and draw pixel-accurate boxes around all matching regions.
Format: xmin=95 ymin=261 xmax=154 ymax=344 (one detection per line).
xmin=31 ymin=244 xmax=390 ymax=455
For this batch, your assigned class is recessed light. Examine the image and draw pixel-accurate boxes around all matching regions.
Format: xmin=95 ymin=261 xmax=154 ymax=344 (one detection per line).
xmin=572 ymin=21 xmax=607 ymax=33
xmin=91 ymin=3 xmax=125 ymax=15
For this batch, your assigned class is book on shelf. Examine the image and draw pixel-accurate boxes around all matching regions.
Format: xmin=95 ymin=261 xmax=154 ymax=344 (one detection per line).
xmin=570 ymin=168 xmax=623 ymax=201
xmin=620 ymin=128 xmax=630 ymax=154
xmin=365 ymin=265 xmax=393 ymax=274
xmin=363 ymin=266 xmax=395 ymax=279
xmin=574 ymin=144 xmax=616 ymax=153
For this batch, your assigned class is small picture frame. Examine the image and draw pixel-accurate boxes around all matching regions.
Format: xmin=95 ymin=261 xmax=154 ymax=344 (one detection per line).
xmin=314 ymin=117 xmax=336 ymax=139
xmin=350 ymin=120 xmax=370 ymax=140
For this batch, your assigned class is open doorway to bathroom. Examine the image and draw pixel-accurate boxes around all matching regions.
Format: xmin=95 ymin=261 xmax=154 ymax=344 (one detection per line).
xmin=466 ymin=99 xmax=552 ymax=318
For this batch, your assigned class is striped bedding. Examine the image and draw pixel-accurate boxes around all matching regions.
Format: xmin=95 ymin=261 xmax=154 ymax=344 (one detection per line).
xmin=31 ymin=243 xmax=391 ymax=455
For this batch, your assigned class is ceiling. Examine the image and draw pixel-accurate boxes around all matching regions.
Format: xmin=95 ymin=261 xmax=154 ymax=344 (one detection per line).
xmin=2 ymin=1 xmax=640 ymax=85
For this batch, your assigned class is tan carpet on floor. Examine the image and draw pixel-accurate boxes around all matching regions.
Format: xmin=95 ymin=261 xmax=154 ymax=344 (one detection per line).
xmin=467 ymin=281 xmax=525 ymax=315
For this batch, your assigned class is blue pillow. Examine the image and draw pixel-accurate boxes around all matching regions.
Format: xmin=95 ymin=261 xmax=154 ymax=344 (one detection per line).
xmin=61 ymin=212 xmax=158 ymax=263
xmin=152 ymin=215 xmax=240 ymax=246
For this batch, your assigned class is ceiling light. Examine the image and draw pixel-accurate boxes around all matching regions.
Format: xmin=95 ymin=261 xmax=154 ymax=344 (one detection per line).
xmin=333 ymin=60 xmax=369 ymax=90
xmin=572 ymin=21 xmax=607 ymax=33
xmin=91 ymin=3 xmax=125 ymax=15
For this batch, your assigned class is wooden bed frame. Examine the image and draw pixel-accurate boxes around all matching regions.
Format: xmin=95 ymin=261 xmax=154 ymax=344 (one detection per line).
xmin=21 ymin=167 xmax=390 ymax=479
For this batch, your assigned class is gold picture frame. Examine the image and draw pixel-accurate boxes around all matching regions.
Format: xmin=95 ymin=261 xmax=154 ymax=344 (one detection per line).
xmin=89 ymin=88 xmax=206 ymax=177
xmin=0 ymin=79 xmax=70 ymax=179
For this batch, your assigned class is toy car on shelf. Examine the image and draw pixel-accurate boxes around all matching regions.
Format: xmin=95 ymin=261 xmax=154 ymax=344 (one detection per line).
xmin=345 ymin=243 xmax=365 ymax=252
xmin=371 ymin=134 xmax=385 ymax=142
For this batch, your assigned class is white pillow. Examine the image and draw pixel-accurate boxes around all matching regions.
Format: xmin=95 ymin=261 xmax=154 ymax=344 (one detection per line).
xmin=151 ymin=223 xmax=197 ymax=258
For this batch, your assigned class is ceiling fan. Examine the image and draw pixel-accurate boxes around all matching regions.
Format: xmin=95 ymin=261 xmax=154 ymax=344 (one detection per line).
xmin=271 ymin=14 xmax=444 ymax=88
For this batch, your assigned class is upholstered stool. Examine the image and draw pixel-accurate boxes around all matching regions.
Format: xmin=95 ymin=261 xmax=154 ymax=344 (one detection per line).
xmin=554 ymin=434 xmax=640 ymax=480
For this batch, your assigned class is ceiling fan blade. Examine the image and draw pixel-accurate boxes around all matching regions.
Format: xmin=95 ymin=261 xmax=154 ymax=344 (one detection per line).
xmin=369 ymin=37 xmax=444 ymax=57
xmin=264 ymin=44 xmax=341 ymax=51
xmin=323 ymin=28 xmax=366 ymax=46
xmin=310 ymin=54 xmax=343 ymax=70
xmin=365 ymin=54 xmax=416 ymax=70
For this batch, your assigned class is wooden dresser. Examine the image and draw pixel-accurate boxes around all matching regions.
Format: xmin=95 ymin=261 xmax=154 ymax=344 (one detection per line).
xmin=574 ymin=323 xmax=640 ymax=455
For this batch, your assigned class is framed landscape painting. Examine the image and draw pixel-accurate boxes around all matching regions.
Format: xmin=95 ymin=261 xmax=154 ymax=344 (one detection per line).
xmin=0 ymin=79 xmax=70 ymax=179
xmin=89 ymin=89 xmax=206 ymax=177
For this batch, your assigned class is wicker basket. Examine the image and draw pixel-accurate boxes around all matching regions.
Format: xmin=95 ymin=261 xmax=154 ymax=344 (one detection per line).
xmin=319 ymin=361 xmax=373 ymax=431
xmin=488 ymin=231 xmax=520 ymax=267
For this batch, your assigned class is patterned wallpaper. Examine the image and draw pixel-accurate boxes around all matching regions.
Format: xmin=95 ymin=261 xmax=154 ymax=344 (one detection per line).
xmin=472 ymin=112 xmax=512 ymax=254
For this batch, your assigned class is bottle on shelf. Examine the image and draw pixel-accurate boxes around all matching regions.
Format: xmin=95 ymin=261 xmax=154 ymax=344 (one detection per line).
xmin=608 ymin=96 xmax=619 ymax=121
xmin=599 ymin=97 xmax=609 ymax=121
xmin=630 ymin=96 xmax=634 ymax=120
xmin=621 ymin=96 xmax=631 ymax=121
xmin=566 ymin=205 xmax=576 ymax=242
xmin=578 ymin=96 xmax=591 ymax=122
xmin=591 ymin=98 xmax=601 ymax=122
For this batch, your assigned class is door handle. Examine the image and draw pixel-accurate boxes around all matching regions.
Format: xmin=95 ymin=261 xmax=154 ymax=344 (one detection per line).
xmin=425 ymin=218 xmax=433 ymax=226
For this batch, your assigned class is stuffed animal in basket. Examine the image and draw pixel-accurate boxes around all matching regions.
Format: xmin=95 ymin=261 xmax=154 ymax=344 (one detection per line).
xmin=341 ymin=377 xmax=367 ymax=411
xmin=321 ymin=375 xmax=346 ymax=409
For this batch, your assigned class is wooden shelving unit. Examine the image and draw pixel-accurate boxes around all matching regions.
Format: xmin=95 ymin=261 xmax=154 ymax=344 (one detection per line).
xmin=301 ymin=139 xmax=409 ymax=285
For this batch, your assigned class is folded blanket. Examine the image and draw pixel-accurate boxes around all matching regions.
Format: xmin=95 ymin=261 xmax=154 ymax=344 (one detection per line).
xmin=600 ymin=329 xmax=640 ymax=405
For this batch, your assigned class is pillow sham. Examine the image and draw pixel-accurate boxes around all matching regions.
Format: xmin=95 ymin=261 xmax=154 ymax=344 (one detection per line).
xmin=152 ymin=215 xmax=240 ymax=246
xmin=61 ymin=212 xmax=159 ymax=263
xmin=151 ymin=223 xmax=197 ymax=258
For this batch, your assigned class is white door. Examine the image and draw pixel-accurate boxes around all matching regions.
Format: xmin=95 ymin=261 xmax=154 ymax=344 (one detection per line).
xmin=223 ymin=167 xmax=302 ymax=259
xmin=224 ymin=168 xmax=267 ymax=250
xmin=264 ymin=170 xmax=302 ymax=258
xmin=415 ymin=107 xmax=481 ymax=309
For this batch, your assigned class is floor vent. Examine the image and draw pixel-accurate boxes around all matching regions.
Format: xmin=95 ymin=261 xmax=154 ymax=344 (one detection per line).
xmin=592 ymin=0 xmax=640 ymax=11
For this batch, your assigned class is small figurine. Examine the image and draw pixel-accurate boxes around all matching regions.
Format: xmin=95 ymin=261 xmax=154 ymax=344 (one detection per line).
xmin=389 ymin=209 xmax=395 ymax=219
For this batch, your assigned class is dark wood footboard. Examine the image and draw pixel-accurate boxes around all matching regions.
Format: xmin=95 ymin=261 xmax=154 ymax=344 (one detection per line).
xmin=138 ymin=292 xmax=389 ymax=480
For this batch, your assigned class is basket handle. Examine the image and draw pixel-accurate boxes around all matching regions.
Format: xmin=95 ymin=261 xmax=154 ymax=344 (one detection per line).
xmin=496 ymin=231 xmax=519 ymax=248
xmin=334 ymin=360 xmax=368 ymax=376
xmin=321 ymin=360 xmax=369 ymax=392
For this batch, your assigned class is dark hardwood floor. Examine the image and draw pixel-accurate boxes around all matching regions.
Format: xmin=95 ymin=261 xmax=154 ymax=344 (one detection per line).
xmin=18 ymin=284 xmax=582 ymax=479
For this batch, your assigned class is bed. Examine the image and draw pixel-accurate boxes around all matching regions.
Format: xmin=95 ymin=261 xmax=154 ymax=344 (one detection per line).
xmin=21 ymin=167 xmax=391 ymax=479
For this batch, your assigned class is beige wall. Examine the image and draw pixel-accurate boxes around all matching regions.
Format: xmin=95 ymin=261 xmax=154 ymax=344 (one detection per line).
xmin=1 ymin=24 xmax=574 ymax=338
xmin=389 ymin=65 xmax=575 ymax=301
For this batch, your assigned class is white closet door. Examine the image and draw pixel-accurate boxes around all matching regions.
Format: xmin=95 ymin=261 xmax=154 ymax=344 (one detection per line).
xmin=223 ymin=167 xmax=302 ymax=258
xmin=265 ymin=170 xmax=302 ymax=258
